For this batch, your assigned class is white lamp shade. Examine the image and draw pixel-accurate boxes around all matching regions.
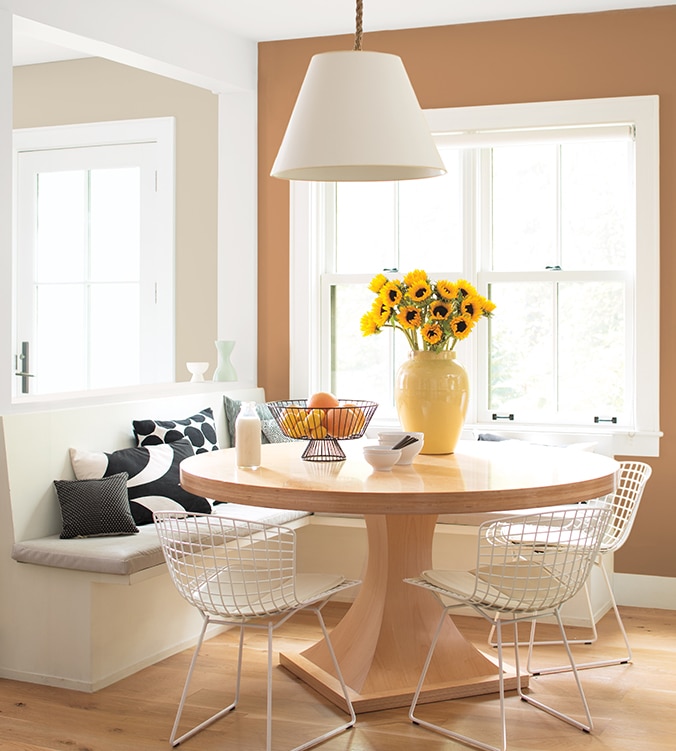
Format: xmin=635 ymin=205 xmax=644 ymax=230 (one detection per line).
xmin=271 ymin=50 xmax=446 ymax=181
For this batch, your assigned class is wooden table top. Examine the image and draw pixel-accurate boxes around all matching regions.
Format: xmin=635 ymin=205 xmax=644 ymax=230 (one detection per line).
xmin=180 ymin=439 xmax=619 ymax=515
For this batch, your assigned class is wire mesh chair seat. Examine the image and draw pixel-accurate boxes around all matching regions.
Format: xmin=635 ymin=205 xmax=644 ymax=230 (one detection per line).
xmin=154 ymin=511 xmax=359 ymax=750
xmin=404 ymin=505 xmax=613 ymax=751
xmin=488 ymin=461 xmax=652 ymax=673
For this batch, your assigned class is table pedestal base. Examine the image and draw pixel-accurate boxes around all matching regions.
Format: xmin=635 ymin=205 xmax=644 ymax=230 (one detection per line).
xmin=281 ymin=514 xmax=528 ymax=714
xmin=280 ymin=650 xmax=527 ymax=714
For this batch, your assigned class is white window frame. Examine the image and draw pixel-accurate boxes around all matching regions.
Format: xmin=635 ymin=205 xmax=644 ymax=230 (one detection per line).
xmin=290 ymin=96 xmax=661 ymax=457
xmin=12 ymin=117 xmax=175 ymax=400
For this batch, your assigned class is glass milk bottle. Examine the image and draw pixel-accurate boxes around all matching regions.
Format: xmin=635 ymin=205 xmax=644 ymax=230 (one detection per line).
xmin=235 ymin=401 xmax=261 ymax=469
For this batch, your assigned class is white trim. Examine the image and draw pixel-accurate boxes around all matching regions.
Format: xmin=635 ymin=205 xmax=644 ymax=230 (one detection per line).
xmin=615 ymin=573 xmax=676 ymax=610
xmin=217 ymin=90 xmax=258 ymax=388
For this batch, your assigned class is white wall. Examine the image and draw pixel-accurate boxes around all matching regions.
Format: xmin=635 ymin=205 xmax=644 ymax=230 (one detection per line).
xmin=0 ymin=0 xmax=259 ymax=412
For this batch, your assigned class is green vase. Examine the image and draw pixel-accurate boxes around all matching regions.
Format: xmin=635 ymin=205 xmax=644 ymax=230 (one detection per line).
xmin=213 ymin=340 xmax=237 ymax=382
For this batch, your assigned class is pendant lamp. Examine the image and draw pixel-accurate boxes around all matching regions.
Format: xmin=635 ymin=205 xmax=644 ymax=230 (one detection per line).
xmin=270 ymin=0 xmax=446 ymax=182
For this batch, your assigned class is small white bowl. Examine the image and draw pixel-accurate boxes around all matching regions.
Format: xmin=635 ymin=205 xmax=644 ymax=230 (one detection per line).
xmin=363 ymin=445 xmax=402 ymax=471
xmin=377 ymin=431 xmax=424 ymax=465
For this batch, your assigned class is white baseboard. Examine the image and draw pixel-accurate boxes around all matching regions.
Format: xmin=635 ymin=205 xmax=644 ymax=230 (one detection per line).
xmin=615 ymin=573 xmax=676 ymax=610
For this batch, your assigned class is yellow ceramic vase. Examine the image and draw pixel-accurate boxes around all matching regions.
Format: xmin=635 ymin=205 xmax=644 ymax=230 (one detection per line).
xmin=394 ymin=350 xmax=469 ymax=454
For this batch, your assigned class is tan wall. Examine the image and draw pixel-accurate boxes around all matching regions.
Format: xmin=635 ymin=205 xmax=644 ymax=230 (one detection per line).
xmin=13 ymin=57 xmax=218 ymax=380
xmin=258 ymin=7 xmax=676 ymax=579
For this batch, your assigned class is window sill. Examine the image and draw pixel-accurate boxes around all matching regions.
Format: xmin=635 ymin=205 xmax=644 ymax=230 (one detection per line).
xmin=7 ymin=381 xmax=253 ymax=415
xmin=365 ymin=416 xmax=662 ymax=458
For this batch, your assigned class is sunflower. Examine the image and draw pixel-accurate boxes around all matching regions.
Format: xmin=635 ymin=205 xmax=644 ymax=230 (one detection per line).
xmin=430 ymin=301 xmax=451 ymax=320
xmin=360 ymin=312 xmax=380 ymax=336
xmin=435 ymin=280 xmax=458 ymax=301
xmin=380 ymin=281 xmax=403 ymax=307
xmin=479 ymin=296 xmax=496 ymax=315
xmin=461 ymin=295 xmax=484 ymax=322
xmin=371 ymin=299 xmax=391 ymax=326
xmin=408 ymin=281 xmax=432 ymax=303
xmin=397 ymin=306 xmax=422 ymax=329
xmin=456 ymin=279 xmax=478 ymax=298
xmin=421 ymin=322 xmax=444 ymax=345
xmin=450 ymin=314 xmax=474 ymax=339
xmin=368 ymin=273 xmax=389 ymax=294
xmin=403 ymin=269 xmax=428 ymax=287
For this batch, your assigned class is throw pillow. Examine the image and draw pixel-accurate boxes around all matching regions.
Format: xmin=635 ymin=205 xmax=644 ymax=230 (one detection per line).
xmin=69 ymin=438 xmax=211 ymax=526
xmin=132 ymin=407 xmax=219 ymax=454
xmin=54 ymin=472 xmax=139 ymax=539
xmin=223 ymin=396 xmax=293 ymax=447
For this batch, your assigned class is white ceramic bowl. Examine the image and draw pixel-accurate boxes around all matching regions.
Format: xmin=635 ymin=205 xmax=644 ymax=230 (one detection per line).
xmin=377 ymin=431 xmax=424 ymax=465
xmin=363 ymin=445 xmax=402 ymax=471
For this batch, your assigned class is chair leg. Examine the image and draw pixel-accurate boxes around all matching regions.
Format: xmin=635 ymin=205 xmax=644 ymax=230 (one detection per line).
xmin=409 ymin=610 xmax=508 ymax=751
xmin=528 ymin=565 xmax=631 ymax=676
xmin=519 ymin=610 xmax=594 ymax=733
xmin=288 ymin=606 xmax=356 ymax=751
xmin=170 ymin=618 xmax=244 ymax=747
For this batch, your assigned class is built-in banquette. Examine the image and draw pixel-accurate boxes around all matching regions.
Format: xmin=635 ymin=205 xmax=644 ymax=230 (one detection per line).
xmin=0 ymin=383 xmax=613 ymax=692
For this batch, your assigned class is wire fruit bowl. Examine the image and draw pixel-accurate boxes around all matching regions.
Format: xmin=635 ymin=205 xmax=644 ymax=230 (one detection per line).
xmin=267 ymin=399 xmax=378 ymax=461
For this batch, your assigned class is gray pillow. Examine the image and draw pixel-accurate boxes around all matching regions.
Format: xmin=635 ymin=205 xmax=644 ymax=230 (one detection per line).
xmin=54 ymin=472 xmax=139 ymax=539
xmin=223 ymin=396 xmax=293 ymax=446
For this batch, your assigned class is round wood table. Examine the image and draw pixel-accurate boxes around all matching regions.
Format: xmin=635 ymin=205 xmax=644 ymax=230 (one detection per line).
xmin=181 ymin=439 xmax=618 ymax=713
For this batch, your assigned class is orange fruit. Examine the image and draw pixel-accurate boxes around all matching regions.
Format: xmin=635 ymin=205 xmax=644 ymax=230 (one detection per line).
xmin=326 ymin=406 xmax=365 ymax=438
xmin=307 ymin=391 xmax=340 ymax=409
xmin=325 ymin=408 xmax=347 ymax=438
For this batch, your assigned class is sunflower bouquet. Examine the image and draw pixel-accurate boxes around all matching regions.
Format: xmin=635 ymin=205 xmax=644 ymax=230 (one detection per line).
xmin=360 ymin=270 xmax=495 ymax=352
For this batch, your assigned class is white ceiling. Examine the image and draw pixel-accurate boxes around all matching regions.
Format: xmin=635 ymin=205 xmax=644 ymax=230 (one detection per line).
xmin=13 ymin=0 xmax=676 ymax=65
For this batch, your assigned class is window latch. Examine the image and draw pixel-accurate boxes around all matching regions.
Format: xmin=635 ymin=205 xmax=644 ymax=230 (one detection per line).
xmin=545 ymin=265 xmax=562 ymax=271
xmin=492 ymin=413 xmax=514 ymax=421
xmin=594 ymin=416 xmax=617 ymax=424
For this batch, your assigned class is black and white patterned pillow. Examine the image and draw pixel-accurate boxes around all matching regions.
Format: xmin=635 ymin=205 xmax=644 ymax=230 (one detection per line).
xmin=54 ymin=472 xmax=139 ymax=539
xmin=132 ymin=407 xmax=219 ymax=454
xmin=69 ymin=438 xmax=211 ymax=526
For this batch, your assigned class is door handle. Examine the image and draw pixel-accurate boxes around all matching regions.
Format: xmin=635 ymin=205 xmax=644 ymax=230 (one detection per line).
xmin=15 ymin=341 xmax=34 ymax=394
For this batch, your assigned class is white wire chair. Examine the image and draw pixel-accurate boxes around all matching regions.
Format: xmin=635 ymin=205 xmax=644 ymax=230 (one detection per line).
xmin=404 ymin=504 xmax=612 ymax=751
xmin=515 ymin=460 xmax=653 ymax=674
xmin=154 ymin=511 xmax=359 ymax=750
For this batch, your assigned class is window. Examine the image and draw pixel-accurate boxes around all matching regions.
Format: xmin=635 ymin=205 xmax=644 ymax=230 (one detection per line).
xmin=290 ymin=97 xmax=660 ymax=456
xmin=13 ymin=118 xmax=174 ymax=397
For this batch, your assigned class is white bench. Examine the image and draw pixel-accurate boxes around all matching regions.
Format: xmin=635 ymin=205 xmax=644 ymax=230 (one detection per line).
xmin=0 ymin=387 xmax=612 ymax=693
xmin=0 ymin=384 xmax=309 ymax=692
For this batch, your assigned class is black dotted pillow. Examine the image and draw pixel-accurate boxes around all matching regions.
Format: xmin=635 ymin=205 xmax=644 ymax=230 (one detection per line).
xmin=54 ymin=473 xmax=139 ymax=539
xmin=132 ymin=407 xmax=219 ymax=454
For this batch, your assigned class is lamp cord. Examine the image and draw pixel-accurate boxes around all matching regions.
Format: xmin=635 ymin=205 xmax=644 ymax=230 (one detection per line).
xmin=354 ymin=0 xmax=363 ymax=51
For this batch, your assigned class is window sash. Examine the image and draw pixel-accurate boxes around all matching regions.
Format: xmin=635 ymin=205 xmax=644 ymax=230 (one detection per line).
xmin=290 ymin=96 xmax=661 ymax=456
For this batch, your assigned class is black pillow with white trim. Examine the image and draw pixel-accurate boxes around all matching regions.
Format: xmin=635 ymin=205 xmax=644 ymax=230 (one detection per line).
xmin=54 ymin=472 xmax=139 ymax=539
xmin=69 ymin=438 xmax=211 ymax=526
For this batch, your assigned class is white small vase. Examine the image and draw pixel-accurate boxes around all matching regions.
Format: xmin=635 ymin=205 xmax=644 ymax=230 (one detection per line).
xmin=213 ymin=340 xmax=237 ymax=382
xmin=186 ymin=361 xmax=209 ymax=382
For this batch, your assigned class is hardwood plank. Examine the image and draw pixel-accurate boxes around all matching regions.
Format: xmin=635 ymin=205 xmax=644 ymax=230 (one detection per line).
xmin=0 ymin=605 xmax=674 ymax=751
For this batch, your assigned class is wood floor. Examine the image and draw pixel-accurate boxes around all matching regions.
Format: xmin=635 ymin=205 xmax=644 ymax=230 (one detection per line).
xmin=0 ymin=605 xmax=674 ymax=751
